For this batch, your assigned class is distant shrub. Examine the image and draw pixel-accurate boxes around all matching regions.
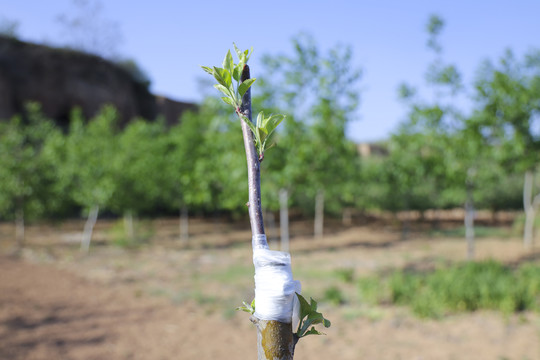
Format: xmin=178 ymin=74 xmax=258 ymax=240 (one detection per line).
xmin=358 ymin=260 xmax=540 ymax=318
xmin=323 ymin=286 xmax=346 ymax=305
xmin=334 ymin=268 xmax=355 ymax=283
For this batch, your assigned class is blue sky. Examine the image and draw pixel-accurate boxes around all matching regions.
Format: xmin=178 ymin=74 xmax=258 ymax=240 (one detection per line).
xmin=2 ymin=0 xmax=539 ymax=142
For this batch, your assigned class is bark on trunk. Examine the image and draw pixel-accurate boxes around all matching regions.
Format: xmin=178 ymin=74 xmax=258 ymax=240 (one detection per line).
xmin=124 ymin=211 xmax=135 ymax=242
xmin=314 ymin=189 xmax=324 ymax=239
xmin=80 ymin=205 xmax=99 ymax=254
xmin=342 ymin=207 xmax=352 ymax=226
xmin=180 ymin=204 xmax=189 ymax=243
xmin=15 ymin=204 xmax=24 ymax=253
xmin=240 ymin=65 xmax=295 ymax=359
xmin=464 ymin=196 xmax=475 ymax=260
xmin=465 ymin=171 xmax=475 ymax=260
xmin=279 ymin=188 xmax=290 ymax=253
xmin=251 ymin=317 xmax=298 ymax=360
xmin=523 ymin=171 xmax=535 ymax=249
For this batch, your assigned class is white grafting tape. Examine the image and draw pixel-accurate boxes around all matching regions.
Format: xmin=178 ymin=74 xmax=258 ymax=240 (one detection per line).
xmin=253 ymin=248 xmax=301 ymax=323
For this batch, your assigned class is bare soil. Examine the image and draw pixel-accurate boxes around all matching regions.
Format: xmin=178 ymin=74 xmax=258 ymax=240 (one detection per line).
xmin=1 ymin=216 xmax=539 ymax=360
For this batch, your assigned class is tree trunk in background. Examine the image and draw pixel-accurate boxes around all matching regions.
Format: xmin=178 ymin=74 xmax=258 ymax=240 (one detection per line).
xmin=464 ymin=189 xmax=475 ymax=260
xmin=465 ymin=170 xmax=476 ymax=260
xmin=265 ymin=208 xmax=277 ymax=244
xmin=14 ymin=204 xmax=24 ymax=254
xmin=523 ymin=171 xmax=534 ymax=249
xmin=80 ymin=205 xmax=99 ymax=254
xmin=124 ymin=211 xmax=135 ymax=242
xmin=314 ymin=189 xmax=324 ymax=239
xmin=401 ymin=197 xmax=410 ymax=241
xmin=180 ymin=204 xmax=189 ymax=243
xmin=342 ymin=207 xmax=352 ymax=226
xmin=279 ymin=188 xmax=289 ymax=253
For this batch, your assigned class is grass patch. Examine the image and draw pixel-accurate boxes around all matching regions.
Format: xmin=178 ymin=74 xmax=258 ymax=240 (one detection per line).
xmin=323 ymin=286 xmax=346 ymax=305
xmin=334 ymin=268 xmax=355 ymax=283
xmin=358 ymin=260 xmax=540 ymax=318
xmin=430 ymin=225 xmax=511 ymax=238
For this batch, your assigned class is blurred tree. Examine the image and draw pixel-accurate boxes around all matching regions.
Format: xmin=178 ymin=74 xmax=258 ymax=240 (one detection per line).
xmin=395 ymin=15 xmax=467 ymax=236
xmin=60 ymin=105 xmax=118 ymax=253
xmin=0 ymin=103 xmax=59 ymax=252
xmin=56 ymin=0 xmax=123 ymax=59
xmin=165 ymin=98 xmax=246 ymax=240
xmin=0 ymin=16 xmax=20 ymax=38
xmin=472 ymin=49 xmax=540 ymax=248
xmin=258 ymin=34 xmax=362 ymax=236
xmin=110 ymin=118 xmax=169 ymax=241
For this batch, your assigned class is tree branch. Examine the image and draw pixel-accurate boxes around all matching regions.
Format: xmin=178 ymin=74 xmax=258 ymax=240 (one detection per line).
xmin=240 ymin=65 xmax=266 ymax=242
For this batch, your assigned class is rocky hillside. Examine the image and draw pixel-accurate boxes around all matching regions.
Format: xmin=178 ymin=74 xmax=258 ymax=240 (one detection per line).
xmin=0 ymin=36 xmax=195 ymax=126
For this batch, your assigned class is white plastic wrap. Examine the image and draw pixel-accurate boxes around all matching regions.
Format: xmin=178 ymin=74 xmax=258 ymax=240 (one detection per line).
xmin=253 ymin=247 xmax=301 ymax=323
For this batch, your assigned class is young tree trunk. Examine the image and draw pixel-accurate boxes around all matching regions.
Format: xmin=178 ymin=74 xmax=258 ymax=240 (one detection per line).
xmin=342 ymin=207 xmax=352 ymax=226
xmin=240 ymin=65 xmax=296 ymax=359
xmin=265 ymin=208 xmax=278 ymax=244
xmin=464 ymin=191 xmax=475 ymax=260
xmin=14 ymin=203 xmax=24 ymax=254
xmin=180 ymin=204 xmax=189 ymax=243
xmin=124 ymin=211 xmax=135 ymax=242
xmin=80 ymin=204 xmax=99 ymax=253
xmin=314 ymin=189 xmax=324 ymax=239
xmin=279 ymin=188 xmax=290 ymax=253
xmin=464 ymin=171 xmax=476 ymax=260
xmin=401 ymin=197 xmax=410 ymax=241
xmin=523 ymin=171 xmax=534 ymax=249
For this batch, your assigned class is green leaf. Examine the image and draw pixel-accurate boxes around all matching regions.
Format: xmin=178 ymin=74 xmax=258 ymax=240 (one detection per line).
xmin=223 ymin=50 xmax=234 ymax=77
xmin=310 ymin=298 xmax=318 ymax=312
xmin=233 ymin=64 xmax=243 ymax=82
xmin=256 ymin=112 xmax=264 ymax=129
xmin=304 ymin=327 xmax=325 ymax=336
xmin=240 ymin=114 xmax=257 ymax=135
xmin=238 ymin=78 xmax=256 ymax=97
xmin=221 ymin=96 xmax=236 ymax=107
xmin=213 ymin=84 xmax=234 ymax=98
xmin=245 ymin=47 xmax=253 ymax=63
xmin=213 ymin=67 xmax=232 ymax=88
xmin=233 ymin=43 xmax=243 ymax=60
xmin=294 ymin=293 xmax=330 ymax=338
xmin=264 ymin=114 xmax=285 ymax=136
xmin=236 ymin=299 xmax=255 ymax=314
xmin=296 ymin=293 xmax=312 ymax=325
xmin=201 ymin=66 xmax=214 ymax=75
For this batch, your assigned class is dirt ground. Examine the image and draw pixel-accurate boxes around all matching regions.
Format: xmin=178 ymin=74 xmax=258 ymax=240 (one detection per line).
xmin=1 ymin=216 xmax=540 ymax=360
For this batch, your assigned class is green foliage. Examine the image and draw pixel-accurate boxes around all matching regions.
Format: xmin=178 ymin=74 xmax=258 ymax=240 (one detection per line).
xmin=358 ymin=261 xmax=540 ymax=318
xmin=295 ymin=293 xmax=331 ymax=338
xmin=334 ymin=268 xmax=355 ymax=283
xmin=323 ymin=286 xmax=346 ymax=306
xmin=110 ymin=119 xmax=169 ymax=216
xmin=61 ymin=106 xmax=118 ymax=214
xmin=236 ymin=299 xmax=255 ymax=314
xmin=2 ymin=31 xmax=539 ymax=222
xmin=472 ymin=49 xmax=540 ymax=174
xmin=258 ymin=34 xmax=362 ymax=214
xmin=202 ymin=44 xmax=286 ymax=159
xmin=0 ymin=103 xmax=61 ymax=221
